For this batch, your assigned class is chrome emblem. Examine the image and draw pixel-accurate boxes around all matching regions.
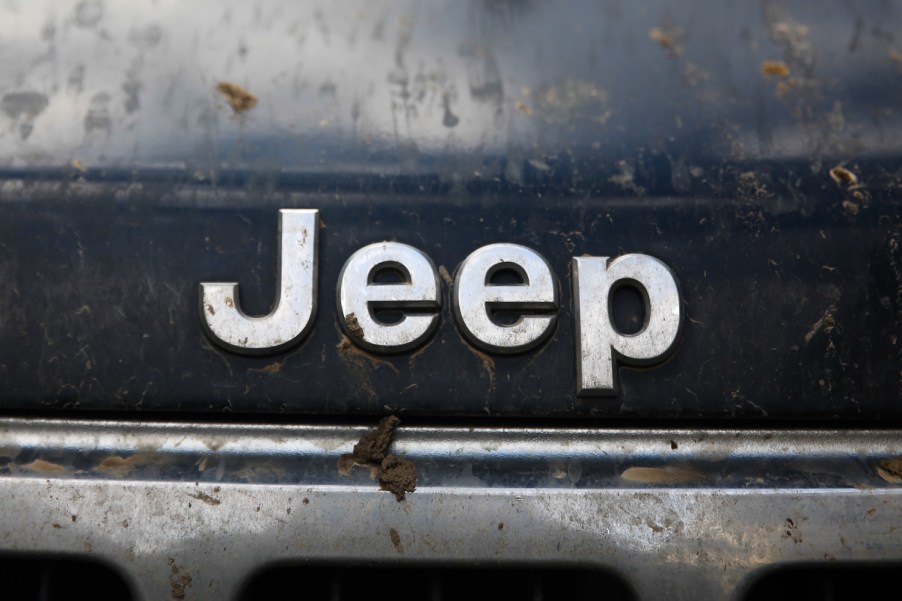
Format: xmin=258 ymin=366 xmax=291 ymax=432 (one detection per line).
xmin=200 ymin=209 xmax=682 ymax=395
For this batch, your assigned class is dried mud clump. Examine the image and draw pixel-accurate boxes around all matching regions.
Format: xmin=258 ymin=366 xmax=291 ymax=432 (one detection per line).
xmin=346 ymin=312 xmax=365 ymax=339
xmin=339 ymin=416 xmax=417 ymax=501
xmin=353 ymin=415 xmax=399 ymax=463
xmin=380 ymin=454 xmax=417 ymax=501
xmin=216 ymin=81 xmax=257 ymax=114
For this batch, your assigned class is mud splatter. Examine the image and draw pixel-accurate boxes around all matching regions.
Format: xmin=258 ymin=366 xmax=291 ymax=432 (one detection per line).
xmin=338 ymin=416 xmax=416 ymax=501
xmin=216 ymin=82 xmax=257 ymax=114
xmin=760 ymin=60 xmax=790 ymax=78
xmin=380 ymin=454 xmax=417 ymax=501
xmin=389 ymin=527 xmax=403 ymax=553
xmin=352 ymin=415 xmax=399 ymax=464
xmin=877 ymin=458 xmax=902 ymax=484
xmin=20 ymin=459 xmax=67 ymax=474
xmin=167 ymin=558 xmax=193 ymax=600
xmin=188 ymin=491 xmax=221 ymax=506
xmin=345 ymin=313 xmax=365 ymax=339
xmin=620 ymin=466 xmax=705 ymax=484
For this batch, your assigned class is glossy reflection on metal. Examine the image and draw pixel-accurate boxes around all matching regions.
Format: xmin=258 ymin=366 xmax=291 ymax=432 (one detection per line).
xmin=199 ymin=209 xmax=318 ymax=354
xmin=453 ymin=244 xmax=559 ymax=353
xmin=337 ymin=242 xmax=441 ymax=352
xmin=0 ymin=419 xmax=901 ymax=601
xmin=573 ymin=255 xmax=682 ymax=396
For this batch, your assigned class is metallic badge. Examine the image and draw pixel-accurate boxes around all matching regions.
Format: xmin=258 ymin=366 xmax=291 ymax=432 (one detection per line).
xmin=337 ymin=242 xmax=441 ymax=352
xmin=199 ymin=209 xmax=682 ymax=395
xmin=452 ymin=244 xmax=559 ymax=353
xmin=199 ymin=209 xmax=318 ymax=354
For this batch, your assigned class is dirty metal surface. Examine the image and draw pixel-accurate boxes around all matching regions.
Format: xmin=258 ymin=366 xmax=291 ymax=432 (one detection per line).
xmin=0 ymin=188 xmax=899 ymax=419
xmin=0 ymin=418 xmax=901 ymax=601
xmin=1 ymin=0 xmax=902 ymax=419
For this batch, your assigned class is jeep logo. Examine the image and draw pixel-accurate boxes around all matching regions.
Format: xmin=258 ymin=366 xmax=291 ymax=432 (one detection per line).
xmin=199 ymin=209 xmax=682 ymax=396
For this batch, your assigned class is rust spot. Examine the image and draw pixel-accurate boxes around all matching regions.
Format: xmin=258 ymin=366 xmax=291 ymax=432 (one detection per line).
xmin=188 ymin=492 xmax=221 ymax=506
xmin=890 ymin=49 xmax=902 ymax=64
xmin=829 ymin=166 xmax=858 ymax=186
xmin=620 ymin=466 xmax=704 ymax=484
xmin=515 ymin=100 xmax=532 ymax=116
xmin=216 ymin=81 xmax=257 ymax=114
xmin=51 ymin=523 xmax=63 ymax=529
xmin=20 ymin=459 xmax=67 ymax=474
xmin=224 ymin=297 xmax=234 ymax=308
xmin=389 ymin=527 xmax=403 ymax=553
xmin=877 ymin=458 xmax=902 ymax=483
xmin=761 ymin=60 xmax=791 ymax=78
xmin=205 ymin=304 xmax=215 ymax=316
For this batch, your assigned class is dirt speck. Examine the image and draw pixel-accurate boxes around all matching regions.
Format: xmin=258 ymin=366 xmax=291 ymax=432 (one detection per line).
xmin=497 ymin=522 xmax=504 ymax=531
xmin=877 ymin=458 xmax=902 ymax=483
xmin=51 ymin=523 xmax=63 ymax=529
xmin=346 ymin=312 xmax=365 ymax=339
xmin=890 ymin=49 xmax=902 ymax=64
xmin=620 ymin=466 xmax=704 ymax=484
xmin=380 ymin=454 xmax=417 ymax=501
xmin=804 ymin=305 xmax=836 ymax=344
xmin=761 ymin=60 xmax=790 ymax=78
xmin=842 ymin=200 xmax=860 ymax=217
xmin=783 ymin=518 xmax=802 ymax=543
xmin=515 ymin=100 xmax=532 ymax=116
xmin=188 ymin=492 xmax=221 ymax=506
xmin=649 ymin=27 xmax=682 ymax=56
xmin=302 ymin=497 xmax=309 ymax=505
xmin=389 ymin=527 xmax=403 ymax=553
xmin=168 ymin=558 xmax=193 ymax=600
xmin=829 ymin=166 xmax=858 ymax=186
xmin=438 ymin=265 xmax=454 ymax=287
xmin=216 ymin=82 xmax=257 ymax=114
xmin=254 ymin=359 xmax=285 ymax=375
xmin=670 ymin=440 xmax=679 ymax=450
